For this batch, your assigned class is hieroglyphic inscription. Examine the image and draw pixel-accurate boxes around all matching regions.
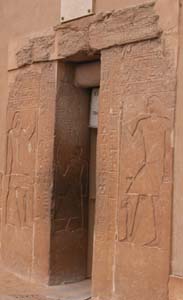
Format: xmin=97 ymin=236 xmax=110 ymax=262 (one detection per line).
xmin=8 ymin=71 xmax=41 ymax=110
xmin=118 ymin=95 xmax=172 ymax=247
xmin=5 ymin=110 xmax=37 ymax=228
xmin=3 ymin=63 xmax=56 ymax=279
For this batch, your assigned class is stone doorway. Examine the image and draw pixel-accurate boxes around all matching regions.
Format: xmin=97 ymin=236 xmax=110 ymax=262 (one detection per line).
xmin=5 ymin=4 xmax=173 ymax=299
xmin=49 ymin=62 xmax=100 ymax=285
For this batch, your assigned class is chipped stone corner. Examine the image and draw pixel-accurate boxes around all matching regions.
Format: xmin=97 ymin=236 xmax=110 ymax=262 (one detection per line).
xmin=8 ymin=29 xmax=56 ymax=71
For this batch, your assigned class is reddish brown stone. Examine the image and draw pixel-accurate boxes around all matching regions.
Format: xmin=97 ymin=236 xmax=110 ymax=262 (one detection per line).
xmin=50 ymin=63 xmax=90 ymax=284
xmin=8 ymin=2 xmax=161 ymax=67
xmin=4 ymin=2 xmax=178 ymax=299
xmin=2 ymin=62 xmax=57 ymax=283
xmin=89 ymin=3 xmax=161 ymax=50
xmin=92 ymin=39 xmax=176 ymax=300
xmin=8 ymin=31 xmax=56 ymax=70
xmin=169 ymin=276 xmax=183 ymax=300
xmin=56 ymin=2 xmax=161 ymax=60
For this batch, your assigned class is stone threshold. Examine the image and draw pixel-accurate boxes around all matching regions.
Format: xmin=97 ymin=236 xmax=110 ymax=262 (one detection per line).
xmin=0 ymin=297 xmax=91 ymax=300
xmin=0 ymin=269 xmax=91 ymax=300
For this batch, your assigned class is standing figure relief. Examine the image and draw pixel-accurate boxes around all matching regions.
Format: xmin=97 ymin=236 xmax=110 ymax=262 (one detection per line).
xmin=118 ymin=96 xmax=172 ymax=247
xmin=6 ymin=111 xmax=36 ymax=176
xmin=5 ymin=111 xmax=36 ymax=228
xmin=54 ymin=146 xmax=89 ymax=232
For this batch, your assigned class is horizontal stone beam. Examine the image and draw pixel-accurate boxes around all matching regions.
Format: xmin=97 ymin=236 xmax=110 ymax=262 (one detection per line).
xmin=8 ymin=2 xmax=161 ymax=70
xmin=89 ymin=2 xmax=161 ymax=50
xmin=56 ymin=1 xmax=161 ymax=60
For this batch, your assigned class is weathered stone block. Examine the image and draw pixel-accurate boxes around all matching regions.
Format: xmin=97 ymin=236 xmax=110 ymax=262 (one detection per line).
xmin=56 ymin=2 xmax=161 ymax=60
xmin=92 ymin=38 xmax=176 ymax=300
xmin=2 ymin=62 xmax=57 ymax=283
xmin=8 ymin=30 xmax=56 ymax=70
xmin=89 ymin=3 xmax=161 ymax=50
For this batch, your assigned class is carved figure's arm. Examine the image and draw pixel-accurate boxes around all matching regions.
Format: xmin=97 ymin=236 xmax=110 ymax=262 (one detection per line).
xmin=127 ymin=114 xmax=150 ymax=136
xmin=125 ymin=118 xmax=147 ymax=193
xmin=25 ymin=112 xmax=36 ymax=140
xmin=6 ymin=133 xmax=13 ymax=175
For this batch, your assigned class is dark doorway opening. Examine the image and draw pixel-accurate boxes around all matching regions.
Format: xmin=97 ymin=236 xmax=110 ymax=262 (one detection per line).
xmin=49 ymin=61 xmax=100 ymax=288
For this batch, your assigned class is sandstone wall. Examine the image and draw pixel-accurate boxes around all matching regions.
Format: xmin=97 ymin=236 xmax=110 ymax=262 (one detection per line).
xmin=0 ymin=0 xmax=60 ymax=172
xmin=0 ymin=0 xmax=178 ymax=169
xmin=171 ymin=0 xmax=183 ymax=299
xmin=1 ymin=1 xmax=183 ymax=299
xmin=93 ymin=38 xmax=176 ymax=300
xmin=2 ymin=62 xmax=57 ymax=283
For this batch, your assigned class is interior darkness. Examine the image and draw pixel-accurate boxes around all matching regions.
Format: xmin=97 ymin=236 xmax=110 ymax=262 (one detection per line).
xmin=49 ymin=62 xmax=92 ymax=285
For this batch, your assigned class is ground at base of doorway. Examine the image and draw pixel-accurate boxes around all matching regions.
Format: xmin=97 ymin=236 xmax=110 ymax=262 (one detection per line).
xmin=0 ymin=269 xmax=91 ymax=300
xmin=0 ymin=297 xmax=91 ymax=300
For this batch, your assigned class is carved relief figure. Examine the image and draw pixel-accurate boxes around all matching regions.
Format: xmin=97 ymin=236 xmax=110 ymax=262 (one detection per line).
xmin=6 ymin=183 xmax=33 ymax=227
xmin=5 ymin=111 xmax=36 ymax=227
xmin=6 ymin=111 xmax=36 ymax=176
xmin=118 ymin=96 xmax=172 ymax=246
xmin=54 ymin=146 xmax=88 ymax=232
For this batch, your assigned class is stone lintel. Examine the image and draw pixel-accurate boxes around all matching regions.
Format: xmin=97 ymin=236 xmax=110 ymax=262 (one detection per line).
xmin=8 ymin=1 xmax=161 ymax=71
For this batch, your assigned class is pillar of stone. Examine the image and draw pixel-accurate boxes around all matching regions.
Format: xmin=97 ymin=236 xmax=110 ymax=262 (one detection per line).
xmin=92 ymin=39 xmax=176 ymax=300
xmin=2 ymin=61 xmax=57 ymax=283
